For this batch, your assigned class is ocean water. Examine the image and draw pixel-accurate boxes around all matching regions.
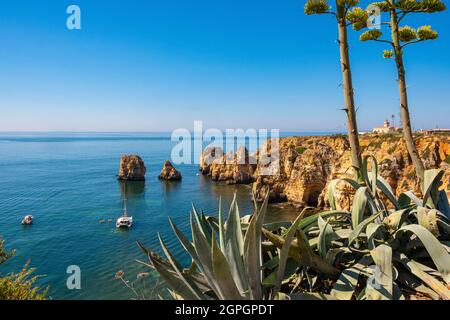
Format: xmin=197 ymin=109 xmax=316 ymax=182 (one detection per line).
xmin=0 ymin=132 xmax=330 ymax=300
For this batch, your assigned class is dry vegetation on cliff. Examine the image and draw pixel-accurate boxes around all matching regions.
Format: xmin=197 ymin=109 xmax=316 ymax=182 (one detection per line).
xmin=200 ymin=133 xmax=450 ymax=211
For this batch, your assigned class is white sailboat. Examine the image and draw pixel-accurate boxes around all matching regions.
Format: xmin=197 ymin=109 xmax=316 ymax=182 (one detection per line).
xmin=116 ymin=194 xmax=133 ymax=229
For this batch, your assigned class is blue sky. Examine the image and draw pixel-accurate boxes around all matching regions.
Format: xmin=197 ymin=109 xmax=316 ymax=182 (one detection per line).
xmin=0 ymin=0 xmax=449 ymax=132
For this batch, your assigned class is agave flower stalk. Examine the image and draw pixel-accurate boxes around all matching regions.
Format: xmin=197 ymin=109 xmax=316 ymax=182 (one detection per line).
xmin=350 ymin=0 xmax=446 ymax=188
xmin=305 ymin=0 xmax=364 ymax=180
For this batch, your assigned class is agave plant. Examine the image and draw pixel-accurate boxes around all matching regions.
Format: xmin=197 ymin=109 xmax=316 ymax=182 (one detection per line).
xmin=136 ymin=193 xmax=281 ymax=300
xmin=136 ymin=155 xmax=449 ymax=300
xmin=263 ymin=155 xmax=450 ymax=300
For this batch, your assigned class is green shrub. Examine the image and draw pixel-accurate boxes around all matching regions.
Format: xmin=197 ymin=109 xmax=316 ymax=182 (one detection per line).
xmin=295 ymin=146 xmax=307 ymax=155
xmin=0 ymin=240 xmax=47 ymax=300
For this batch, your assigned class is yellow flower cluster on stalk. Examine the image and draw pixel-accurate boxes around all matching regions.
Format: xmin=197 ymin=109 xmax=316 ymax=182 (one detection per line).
xmin=304 ymin=0 xmax=331 ymax=14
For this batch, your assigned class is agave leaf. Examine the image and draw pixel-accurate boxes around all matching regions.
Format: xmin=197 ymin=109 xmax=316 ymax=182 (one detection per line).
xmin=399 ymin=191 xmax=422 ymax=208
xmin=317 ymin=215 xmax=336 ymax=259
xmin=352 ymin=187 xmax=369 ymax=229
xmin=243 ymin=192 xmax=268 ymax=300
xmin=438 ymin=219 xmax=450 ymax=236
xmin=290 ymin=292 xmax=338 ymax=300
xmin=273 ymin=209 xmax=308 ymax=297
xmin=157 ymin=234 xmax=205 ymax=300
xmin=224 ymin=194 xmax=248 ymax=295
xmin=417 ymin=207 xmax=441 ymax=237
xmin=377 ymin=176 xmax=400 ymax=210
xmin=300 ymin=211 xmax=351 ymax=232
xmin=262 ymin=255 xmax=279 ymax=270
xmin=211 ymin=233 xmax=243 ymax=300
xmin=423 ymin=169 xmax=444 ymax=208
xmin=397 ymin=224 xmax=450 ymax=284
xmin=327 ymin=178 xmax=360 ymax=210
xmin=396 ymin=268 xmax=440 ymax=300
xmin=366 ymin=222 xmax=383 ymax=250
xmin=148 ymin=251 xmax=200 ymax=300
xmin=348 ymin=212 xmax=382 ymax=246
xmin=192 ymin=204 xmax=212 ymax=244
xmin=309 ymin=228 xmax=352 ymax=248
xmin=437 ymin=190 xmax=450 ymax=219
xmin=225 ymin=194 xmax=244 ymax=258
xmin=168 ymin=218 xmax=202 ymax=270
xmin=382 ymin=209 xmax=410 ymax=233
xmin=366 ymin=244 xmax=393 ymax=300
xmin=218 ymin=197 xmax=225 ymax=252
xmin=396 ymin=254 xmax=450 ymax=300
xmin=262 ymin=228 xmax=339 ymax=276
xmin=189 ymin=212 xmax=222 ymax=294
xmin=363 ymin=155 xmax=378 ymax=197
xmin=327 ymin=179 xmax=340 ymax=210
xmin=392 ymin=283 xmax=405 ymax=300
xmin=331 ymin=255 xmax=373 ymax=300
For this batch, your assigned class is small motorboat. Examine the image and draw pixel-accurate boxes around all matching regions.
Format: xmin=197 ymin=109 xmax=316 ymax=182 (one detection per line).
xmin=21 ymin=215 xmax=33 ymax=225
xmin=116 ymin=192 xmax=133 ymax=229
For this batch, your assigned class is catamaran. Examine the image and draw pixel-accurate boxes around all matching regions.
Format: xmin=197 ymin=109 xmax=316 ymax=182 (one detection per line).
xmin=116 ymin=195 xmax=133 ymax=229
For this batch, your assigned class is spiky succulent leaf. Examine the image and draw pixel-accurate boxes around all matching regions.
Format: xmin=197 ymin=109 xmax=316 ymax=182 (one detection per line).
xmin=243 ymin=192 xmax=268 ymax=300
xmin=396 ymin=224 xmax=450 ymax=284
xmin=366 ymin=245 xmax=393 ymax=300
xmin=351 ymin=187 xmax=370 ymax=229
xmin=398 ymin=26 xmax=418 ymax=42
xmin=360 ymin=29 xmax=382 ymax=41
xmin=211 ymin=233 xmax=243 ymax=300
xmin=327 ymin=178 xmax=360 ymax=210
xmin=423 ymin=169 xmax=444 ymax=208
xmin=331 ymin=255 xmax=373 ymax=300
xmin=272 ymin=209 xmax=307 ymax=297
xmin=305 ymin=0 xmax=331 ymax=14
xmin=397 ymin=254 xmax=450 ymax=300
xmin=417 ymin=25 xmax=438 ymax=40
xmin=348 ymin=212 xmax=382 ymax=245
xmin=317 ymin=215 xmax=336 ymax=259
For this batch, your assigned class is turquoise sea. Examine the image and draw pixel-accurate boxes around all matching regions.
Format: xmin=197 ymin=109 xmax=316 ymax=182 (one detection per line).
xmin=0 ymin=132 xmax=332 ymax=300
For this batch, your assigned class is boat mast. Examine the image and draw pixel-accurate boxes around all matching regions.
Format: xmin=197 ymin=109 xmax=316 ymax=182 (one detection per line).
xmin=122 ymin=183 xmax=128 ymax=217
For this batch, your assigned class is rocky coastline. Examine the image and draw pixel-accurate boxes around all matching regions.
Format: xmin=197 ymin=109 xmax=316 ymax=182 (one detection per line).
xmin=199 ymin=133 xmax=450 ymax=210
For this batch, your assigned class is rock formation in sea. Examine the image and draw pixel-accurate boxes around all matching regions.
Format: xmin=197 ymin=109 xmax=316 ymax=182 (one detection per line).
xmin=118 ymin=155 xmax=146 ymax=181
xmin=199 ymin=134 xmax=450 ymax=210
xmin=159 ymin=160 xmax=182 ymax=181
xmin=200 ymin=146 xmax=256 ymax=184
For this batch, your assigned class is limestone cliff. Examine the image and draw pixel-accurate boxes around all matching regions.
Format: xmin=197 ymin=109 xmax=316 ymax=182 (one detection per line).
xmin=200 ymin=134 xmax=450 ymax=209
xmin=118 ymin=155 xmax=146 ymax=181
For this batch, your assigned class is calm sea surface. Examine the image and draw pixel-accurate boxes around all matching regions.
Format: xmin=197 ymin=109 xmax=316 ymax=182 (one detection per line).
xmin=0 ymin=132 xmax=333 ymax=299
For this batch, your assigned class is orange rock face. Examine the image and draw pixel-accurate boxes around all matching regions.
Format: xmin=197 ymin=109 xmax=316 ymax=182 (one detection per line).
xmin=158 ymin=160 xmax=182 ymax=181
xmin=200 ymin=133 xmax=450 ymax=208
xmin=118 ymin=155 xmax=146 ymax=181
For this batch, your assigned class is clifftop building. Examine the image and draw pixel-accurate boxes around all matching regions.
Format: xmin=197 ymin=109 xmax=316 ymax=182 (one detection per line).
xmin=373 ymin=119 xmax=397 ymax=134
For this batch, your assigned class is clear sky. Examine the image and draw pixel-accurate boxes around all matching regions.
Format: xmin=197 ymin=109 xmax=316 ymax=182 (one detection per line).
xmin=0 ymin=0 xmax=449 ymax=132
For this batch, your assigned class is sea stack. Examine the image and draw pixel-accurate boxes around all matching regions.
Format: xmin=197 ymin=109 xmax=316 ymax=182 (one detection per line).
xmin=118 ymin=155 xmax=146 ymax=181
xmin=159 ymin=160 xmax=182 ymax=181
